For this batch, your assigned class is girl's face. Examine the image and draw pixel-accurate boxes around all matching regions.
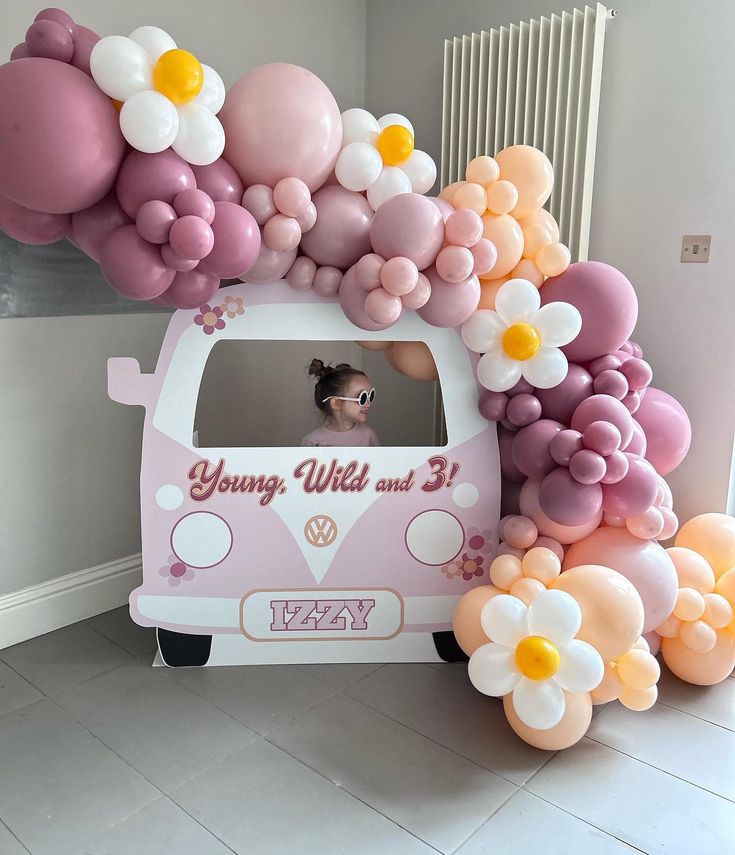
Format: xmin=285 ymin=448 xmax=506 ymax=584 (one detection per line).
xmin=330 ymin=374 xmax=374 ymax=426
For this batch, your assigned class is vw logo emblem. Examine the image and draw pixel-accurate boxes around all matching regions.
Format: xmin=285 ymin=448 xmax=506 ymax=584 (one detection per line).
xmin=304 ymin=515 xmax=338 ymax=547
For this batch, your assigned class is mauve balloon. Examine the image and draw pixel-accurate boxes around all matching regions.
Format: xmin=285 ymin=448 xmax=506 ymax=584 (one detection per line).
xmin=299 ymin=185 xmax=373 ymax=270
xmin=197 ymin=202 xmax=260 ymax=279
xmin=601 ymin=453 xmax=659 ymax=518
xmin=417 ymin=267 xmax=480 ymax=328
xmin=535 ymin=363 xmax=593 ymax=424
xmin=338 ymin=264 xmax=401 ymax=331
xmin=191 ymin=159 xmax=244 ymax=204
xmin=117 ymin=150 xmax=196 ymax=219
xmin=100 ymin=225 xmax=175 ymax=301
xmin=633 ymin=387 xmax=692 ymax=475
xmin=371 ymin=193 xmax=445 ymax=270
xmin=70 ymin=25 xmax=100 ymax=76
xmin=155 ymin=269 xmax=221 ymax=309
xmin=571 ymin=394 xmax=635 ymax=449
xmin=240 ymin=244 xmax=297 ymax=284
xmin=539 ymin=467 xmax=603 ymax=526
xmin=0 ymin=194 xmax=71 ymax=244
xmin=71 ymin=192 xmax=131 ymax=261
xmin=512 ymin=419 xmax=564 ymax=480
xmin=499 ymin=426 xmax=526 ymax=483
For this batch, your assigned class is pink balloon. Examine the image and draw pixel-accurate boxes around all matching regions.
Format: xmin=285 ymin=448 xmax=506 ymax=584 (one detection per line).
xmin=622 ymin=390 xmax=644 ymax=415
xmin=571 ymin=395 xmax=634 ymax=449
xmin=296 ymin=201 xmax=317 ymax=232
xmin=479 ymin=391 xmax=508 ymax=423
xmin=0 ymin=194 xmax=71 ymax=244
xmin=601 ymin=450 xmax=630 ymax=485
xmin=550 ymin=429 xmax=584 ymax=465
xmin=190 ymin=159 xmax=244 ymax=204
xmin=25 ymin=20 xmax=74 ymax=62
xmin=100 ymin=226 xmax=175 ymax=300
xmin=445 ymin=209 xmax=483 ymax=246
xmin=0 ymin=58 xmax=125 ymax=214
xmin=583 ymin=421 xmax=622 ymax=457
xmin=593 ymin=369 xmax=629 ymax=399
xmin=428 ymin=196 xmax=454 ymax=222
xmin=512 ymin=419 xmax=564 ymax=480
xmin=503 ymin=515 xmax=539 ymax=549
xmin=620 ymin=358 xmax=653 ymax=392
xmin=169 ymin=216 xmax=214 ymax=261
xmin=240 ymin=244 xmax=297 ymax=284
xmin=626 ymin=507 xmax=665 ymax=540
xmin=313 ymin=266 xmax=343 ymax=297
xmin=366 ymin=288 xmax=402 ymax=324
xmin=601 ymin=453 xmax=660 ymax=518
xmin=569 ymin=449 xmax=607 ymax=485
xmin=401 ymin=272 xmax=431 ymax=309
xmin=539 ymin=467 xmax=603 ymax=525
xmin=623 ymin=419 xmax=648 ymax=457
xmin=155 ymin=269 xmax=220 ymax=309
xmin=160 ymin=243 xmax=198 ymax=272
xmin=197 ymin=202 xmax=261 ymax=278
xmin=71 ymin=192 xmax=130 ymax=261
xmin=535 ymin=364 xmax=594 ymax=424
xmin=435 ymin=245 xmax=474 ymax=283
xmin=659 ymin=508 xmax=679 ymax=540
xmin=10 ymin=44 xmax=31 ymax=61
xmin=506 ymin=393 xmax=542 ymax=428
xmin=563 ymin=527 xmax=678 ymax=632
xmin=541 ymin=262 xmax=638 ymax=362
xmin=339 ymin=264 xmax=401 ymax=331
xmin=381 ymin=257 xmax=418 ymax=296
xmin=34 ymin=8 xmax=76 ymax=34
xmin=370 ymin=193 xmax=445 ymax=270
xmin=263 ymin=214 xmax=301 ymax=252
xmin=273 ymin=177 xmax=311 ymax=217
xmin=221 ymin=63 xmax=342 ymax=192
xmin=135 ymin=200 xmax=177 ymax=245
xmin=417 ymin=266 xmax=480 ymax=327
xmin=499 ymin=426 xmax=525 ymax=482
xmin=173 ymin=189 xmax=215 ymax=224
xmin=354 ymin=253 xmax=384 ymax=291
xmin=469 ymin=238 xmax=497 ymax=276
xmin=117 ymin=150 xmax=196 ymax=219
xmin=70 ymin=25 xmax=99 ymax=76
xmin=287 ymin=256 xmax=317 ymax=291
xmin=299 ymin=185 xmax=373 ymax=270
xmin=633 ymin=387 xmax=692 ymax=475
xmin=241 ymin=184 xmax=277 ymax=225
xmin=520 ymin=479 xmax=603 ymax=544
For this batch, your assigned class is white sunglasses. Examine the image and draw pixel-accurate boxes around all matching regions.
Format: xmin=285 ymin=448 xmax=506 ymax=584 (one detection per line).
xmin=322 ymin=387 xmax=376 ymax=407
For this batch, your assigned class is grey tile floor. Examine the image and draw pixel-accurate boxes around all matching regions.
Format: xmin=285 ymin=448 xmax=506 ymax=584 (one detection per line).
xmin=0 ymin=609 xmax=733 ymax=855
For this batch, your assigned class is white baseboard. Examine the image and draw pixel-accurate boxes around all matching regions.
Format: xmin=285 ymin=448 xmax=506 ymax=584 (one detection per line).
xmin=0 ymin=554 xmax=142 ymax=650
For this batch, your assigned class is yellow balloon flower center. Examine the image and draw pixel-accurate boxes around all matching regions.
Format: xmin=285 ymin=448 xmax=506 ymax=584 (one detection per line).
xmin=153 ymin=49 xmax=204 ymax=105
xmin=502 ymin=322 xmax=541 ymax=361
xmin=376 ymin=124 xmax=414 ymax=166
xmin=515 ymin=636 xmax=560 ymax=680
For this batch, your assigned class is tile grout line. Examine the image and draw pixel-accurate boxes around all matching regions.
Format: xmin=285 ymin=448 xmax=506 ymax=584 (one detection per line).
xmin=444 ymin=785 xmax=520 ymax=854
xmin=655 ymin=696 xmax=734 ymax=733
xmin=86 ymin=619 xmax=158 ymax=660
xmin=0 ymin=818 xmax=31 ymax=854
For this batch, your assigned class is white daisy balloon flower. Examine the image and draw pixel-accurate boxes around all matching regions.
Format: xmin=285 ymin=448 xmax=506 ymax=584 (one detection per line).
xmin=469 ymin=590 xmax=604 ymax=730
xmin=90 ymin=25 xmax=226 ymax=165
xmin=335 ymin=109 xmax=437 ymax=210
xmin=461 ymin=278 xmax=582 ymax=392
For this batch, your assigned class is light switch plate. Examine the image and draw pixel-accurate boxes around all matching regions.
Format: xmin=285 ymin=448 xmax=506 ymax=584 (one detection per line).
xmin=681 ymin=235 xmax=711 ymax=263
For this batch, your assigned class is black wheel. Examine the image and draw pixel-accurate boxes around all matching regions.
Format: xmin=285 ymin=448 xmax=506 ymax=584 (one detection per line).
xmin=157 ymin=628 xmax=212 ymax=667
xmin=432 ymin=630 xmax=469 ymax=663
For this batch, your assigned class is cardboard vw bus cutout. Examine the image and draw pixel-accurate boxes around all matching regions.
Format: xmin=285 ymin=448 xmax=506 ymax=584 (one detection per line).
xmin=109 ymin=281 xmax=500 ymax=666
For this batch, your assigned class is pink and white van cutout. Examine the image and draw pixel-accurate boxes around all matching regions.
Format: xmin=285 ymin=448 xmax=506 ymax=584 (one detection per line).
xmin=108 ymin=281 xmax=501 ymax=666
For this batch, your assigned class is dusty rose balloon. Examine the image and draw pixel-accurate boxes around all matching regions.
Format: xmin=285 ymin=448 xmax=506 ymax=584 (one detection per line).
xmin=339 ymin=264 xmax=401 ymax=331
xmin=135 ymin=200 xmax=177 ymax=245
xmin=505 ymin=393 xmax=542 ymax=428
xmin=563 ymin=527 xmax=678 ymax=632
xmin=0 ymin=195 xmax=71 ymax=244
xmin=381 ymin=257 xmax=418 ymax=296
xmin=417 ymin=267 xmax=480 ymax=328
xmin=499 ymin=428 xmax=525 ymax=482
xmin=240 ymin=244 xmax=296 ymax=284
xmin=221 ymin=63 xmax=342 ymax=192
xmin=445 ymin=208 xmax=484 ymax=246
xmin=241 ymin=184 xmax=277 ymax=225
xmin=117 ymin=150 xmax=196 ymax=219
xmin=313 ymin=266 xmax=343 ymax=297
xmin=571 ymin=394 xmax=634 ymax=449
xmin=70 ymin=25 xmax=99 ymax=76
xmin=34 ymin=8 xmax=76 ymax=34
xmin=296 ymin=201 xmax=317 ymax=232
xmin=436 ymin=245 xmax=474 ymax=283
xmin=621 ymin=358 xmax=653 ymax=392
xmin=593 ymin=369 xmax=629 ymax=399
xmin=25 ymin=20 xmax=74 ymax=62
xmin=299 ymin=185 xmax=373 ymax=269
xmin=169 ymin=216 xmax=214 ymax=260
xmin=174 ymin=189 xmax=215 ymax=224
xmin=366 ymin=288 xmax=402 ymax=324
xmin=10 ymin=43 xmax=31 ymax=61
xmin=160 ymin=243 xmax=198 ymax=272
xmin=601 ymin=453 xmax=659 ymax=518
xmin=287 ymin=256 xmax=317 ymax=291
xmin=401 ymin=272 xmax=431 ymax=309
xmin=601 ymin=450 xmax=629 ymax=485
xmin=428 ymin=196 xmax=455 ymax=222
xmin=569 ymin=449 xmax=607 ymax=485
xmin=520 ymin=479 xmax=603 ymax=544
xmin=355 ymin=253 xmax=385 ymax=291
xmin=535 ymin=363 xmax=593 ymax=424
xmin=583 ymin=420 xmax=622 ymax=457
xmin=370 ymin=193 xmax=445 ymax=270
xmin=0 ymin=58 xmax=125 ymax=213
xmin=539 ymin=467 xmax=603 ymax=525
xmin=469 ymin=238 xmax=497 ymax=277
xmin=503 ymin=516 xmax=538 ymax=549
xmin=532 ymin=536 xmax=565 ymax=562
xmin=550 ymin=429 xmax=584 ymax=466
xmin=197 ymin=202 xmax=261 ymax=278
xmin=100 ymin=225 xmax=175 ymax=300
xmin=155 ymin=269 xmax=220 ymax=309
xmin=71 ymin=192 xmax=130 ymax=261
xmin=512 ymin=419 xmax=564 ymax=480
xmin=263 ymin=214 xmax=301 ymax=252
xmin=623 ymin=419 xmax=647 ymax=457
xmin=541 ymin=262 xmax=638 ymax=362
xmin=273 ymin=177 xmax=311 ymax=217
xmin=633 ymin=387 xmax=692 ymax=476
xmin=479 ymin=391 xmax=508 ymax=422
xmin=191 ymin=159 xmax=244 ymax=204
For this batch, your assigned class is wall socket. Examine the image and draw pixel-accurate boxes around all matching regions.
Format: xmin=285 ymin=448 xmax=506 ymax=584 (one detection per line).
xmin=681 ymin=235 xmax=711 ymax=263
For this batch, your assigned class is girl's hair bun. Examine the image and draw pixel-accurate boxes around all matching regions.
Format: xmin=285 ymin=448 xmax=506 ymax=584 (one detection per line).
xmin=308 ymin=358 xmax=327 ymax=380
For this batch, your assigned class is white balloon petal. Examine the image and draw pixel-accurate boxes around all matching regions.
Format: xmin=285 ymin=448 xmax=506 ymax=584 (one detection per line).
xmin=512 ymin=676 xmax=566 ymax=729
xmin=172 ymin=104 xmax=225 ymax=166
xmin=522 ymin=346 xmax=568 ymax=389
xmin=555 ymin=640 xmax=605 ymax=692
xmin=400 ymin=149 xmax=437 ymax=195
xmin=335 ymin=142 xmax=383 ymax=192
xmin=480 ymin=594 xmax=528 ymax=647
xmin=120 ymin=90 xmax=178 ymax=153
xmin=495 ymin=278 xmax=541 ymax=325
xmin=527 ymin=589 xmax=581 ymax=647
xmin=378 ymin=113 xmax=415 ymax=136
xmin=194 ymin=65 xmax=226 ymax=114
xmin=341 ymin=108 xmax=380 ymax=146
xmin=90 ymin=35 xmax=152 ymax=101
xmin=461 ymin=310 xmax=505 ymax=353
xmin=366 ymin=166 xmax=412 ymax=210
xmin=128 ymin=25 xmax=177 ymax=61
xmin=532 ymin=302 xmax=583 ymax=347
xmin=477 ymin=348 xmax=523 ymax=392
xmin=468 ymin=643 xmax=520 ymax=696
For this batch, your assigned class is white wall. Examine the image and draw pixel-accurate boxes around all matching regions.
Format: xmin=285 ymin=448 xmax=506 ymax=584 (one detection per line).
xmin=0 ymin=0 xmax=367 ymax=597
xmin=366 ymin=0 xmax=735 ymax=526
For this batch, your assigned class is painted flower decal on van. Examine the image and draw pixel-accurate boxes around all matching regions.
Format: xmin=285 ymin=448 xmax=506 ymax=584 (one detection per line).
xmin=159 ymin=555 xmax=195 ymax=586
xmin=222 ymin=295 xmax=245 ymax=318
xmin=194 ymin=303 xmax=226 ymax=335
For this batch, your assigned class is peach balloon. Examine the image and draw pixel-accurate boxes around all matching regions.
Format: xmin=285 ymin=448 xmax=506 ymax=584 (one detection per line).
xmin=675 ymin=513 xmax=735 ymax=578
xmin=454 ymin=182 xmax=488 ymax=215
xmin=518 ymin=208 xmax=560 ymax=243
xmin=511 ymin=258 xmax=544 ymax=288
xmin=522 ymin=547 xmax=561 ymax=585
xmin=536 ymin=242 xmax=571 ymax=277
xmin=481 ymin=213 xmax=524 ymax=277
xmin=665 ymin=547 xmax=715 ymax=593
xmin=679 ymin=620 xmax=717 ymax=653
xmin=702 ymin=593 xmax=733 ymax=629
xmin=520 ymin=479 xmax=603 ymax=544
xmin=619 ymin=685 xmax=657 ymax=711
xmin=673 ymin=588 xmax=705 ymax=621
xmin=486 ymin=180 xmax=519 ymax=215
xmin=662 ymin=630 xmax=735 ymax=685
xmin=551 ymin=564 xmax=644 ymax=661
xmin=616 ymin=648 xmax=660 ymax=690
xmin=356 ymin=340 xmax=391 ymax=351
xmin=383 ymin=343 xmax=400 ymax=372
xmin=510 ymin=576 xmax=546 ymax=605
xmin=503 ymin=690 xmax=592 ymax=750
xmin=438 ymin=181 xmax=466 ymax=203
xmin=466 ymin=155 xmax=500 ymax=187
xmin=390 ymin=340 xmax=439 ymax=381
xmin=495 ymin=145 xmax=554 ymax=219
xmin=489 ymin=554 xmax=523 ymax=589
xmin=656 ymin=613 xmax=682 ymax=638
xmin=521 ymin=223 xmax=553 ymax=259
xmin=591 ymin=663 xmax=624 ymax=704
xmin=477 ymin=276 xmax=509 ymax=309
xmin=453 ymin=585 xmax=502 ymax=656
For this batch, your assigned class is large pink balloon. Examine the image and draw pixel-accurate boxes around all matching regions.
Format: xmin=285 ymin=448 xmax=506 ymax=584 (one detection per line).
xmin=71 ymin=192 xmax=130 ymax=262
xmin=299 ymin=186 xmax=373 ymax=269
xmin=541 ymin=262 xmax=638 ymax=363
xmin=417 ymin=267 xmax=480 ymax=328
xmin=370 ymin=193 xmax=445 ymax=270
xmin=601 ymin=453 xmax=659 ymax=518
xmin=0 ymin=195 xmax=71 ymax=244
xmin=0 ymin=58 xmax=125 ymax=214
xmin=197 ymin=202 xmax=261 ymax=279
xmin=241 ymin=244 xmax=297 ymax=284
xmin=634 ymin=387 xmax=692 ymax=475
xmin=155 ymin=269 xmax=220 ymax=309
xmin=539 ymin=467 xmax=603 ymax=526
xmin=116 ymin=150 xmax=196 ymax=219
xmin=220 ymin=63 xmax=342 ymax=192
xmin=190 ymin=159 xmax=244 ymax=204
xmin=535 ymin=364 xmax=594 ymax=424
xmin=339 ymin=264 xmax=401 ymax=331
xmin=520 ymin=479 xmax=603 ymax=544
xmin=563 ymin=527 xmax=678 ymax=632
xmin=100 ymin=226 xmax=175 ymax=301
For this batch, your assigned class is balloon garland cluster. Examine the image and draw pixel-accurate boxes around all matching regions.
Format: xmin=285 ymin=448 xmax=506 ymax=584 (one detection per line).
xmin=2 ymin=9 xmax=733 ymax=751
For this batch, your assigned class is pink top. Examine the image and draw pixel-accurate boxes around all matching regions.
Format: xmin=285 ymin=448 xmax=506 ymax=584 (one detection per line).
xmin=301 ymin=423 xmax=381 ymax=447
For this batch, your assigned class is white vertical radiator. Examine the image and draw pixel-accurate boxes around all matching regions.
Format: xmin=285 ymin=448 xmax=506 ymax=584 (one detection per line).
xmin=441 ymin=3 xmax=611 ymax=261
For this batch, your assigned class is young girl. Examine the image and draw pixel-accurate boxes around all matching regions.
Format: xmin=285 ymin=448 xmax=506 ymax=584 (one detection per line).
xmin=301 ymin=359 xmax=380 ymax=447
